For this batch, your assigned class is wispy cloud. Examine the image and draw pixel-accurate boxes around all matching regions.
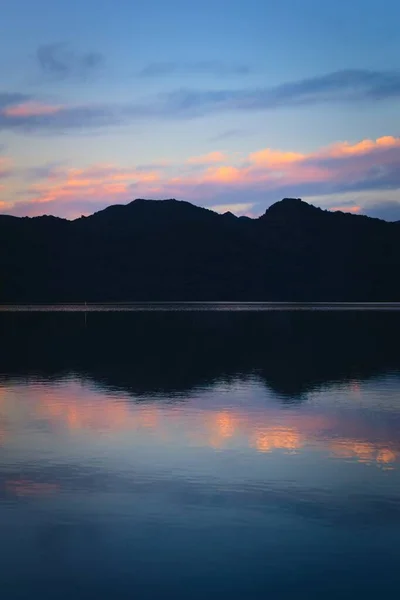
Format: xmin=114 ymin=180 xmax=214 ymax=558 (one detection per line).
xmin=36 ymin=43 xmax=104 ymax=80
xmin=4 ymin=135 xmax=400 ymax=220
xmin=121 ymin=69 xmax=400 ymax=121
xmin=8 ymin=164 xmax=160 ymax=218
xmin=21 ymin=162 xmax=68 ymax=182
xmin=265 ymin=69 xmax=400 ymax=106
xmin=2 ymin=69 xmax=400 ymax=133
xmin=138 ymin=61 xmax=250 ymax=78
xmin=138 ymin=69 xmax=400 ymax=118
xmin=0 ymin=101 xmax=118 ymax=132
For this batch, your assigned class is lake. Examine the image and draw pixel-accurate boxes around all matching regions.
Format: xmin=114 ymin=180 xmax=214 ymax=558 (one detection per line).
xmin=0 ymin=308 xmax=399 ymax=599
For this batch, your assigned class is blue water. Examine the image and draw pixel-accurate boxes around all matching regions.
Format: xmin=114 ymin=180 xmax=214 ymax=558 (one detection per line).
xmin=0 ymin=310 xmax=399 ymax=599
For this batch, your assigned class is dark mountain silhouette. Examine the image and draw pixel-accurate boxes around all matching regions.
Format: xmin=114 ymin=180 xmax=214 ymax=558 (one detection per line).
xmin=0 ymin=197 xmax=399 ymax=302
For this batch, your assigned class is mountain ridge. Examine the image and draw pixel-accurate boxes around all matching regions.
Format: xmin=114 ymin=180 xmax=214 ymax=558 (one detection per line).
xmin=0 ymin=196 xmax=396 ymax=225
xmin=0 ymin=197 xmax=399 ymax=302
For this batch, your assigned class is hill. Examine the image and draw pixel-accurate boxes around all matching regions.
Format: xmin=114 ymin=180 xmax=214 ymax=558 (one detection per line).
xmin=0 ymin=197 xmax=399 ymax=302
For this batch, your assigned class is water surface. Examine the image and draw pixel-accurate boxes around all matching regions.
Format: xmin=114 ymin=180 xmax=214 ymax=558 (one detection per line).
xmin=2 ymin=301 xmax=400 ymax=311
xmin=0 ymin=311 xmax=399 ymax=599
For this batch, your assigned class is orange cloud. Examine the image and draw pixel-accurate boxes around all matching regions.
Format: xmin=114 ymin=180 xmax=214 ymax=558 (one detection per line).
xmin=26 ymin=164 xmax=160 ymax=212
xmin=3 ymin=102 xmax=64 ymax=118
xmin=187 ymin=151 xmax=228 ymax=165
xmin=5 ymin=134 xmax=400 ymax=218
xmin=203 ymin=165 xmax=250 ymax=184
xmin=323 ymin=136 xmax=400 ymax=158
xmin=249 ymin=148 xmax=305 ymax=167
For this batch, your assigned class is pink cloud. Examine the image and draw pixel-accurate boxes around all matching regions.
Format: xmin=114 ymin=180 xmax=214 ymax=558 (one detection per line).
xmin=249 ymin=148 xmax=305 ymax=167
xmin=203 ymin=165 xmax=251 ymax=185
xmin=322 ymin=136 xmax=400 ymax=158
xmin=4 ymin=135 xmax=400 ymax=218
xmin=7 ymin=164 xmax=161 ymax=218
xmin=2 ymin=102 xmax=64 ymax=118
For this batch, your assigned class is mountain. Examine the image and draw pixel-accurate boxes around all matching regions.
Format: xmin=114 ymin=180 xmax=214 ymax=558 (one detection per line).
xmin=0 ymin=197 xmax=399 ymax=302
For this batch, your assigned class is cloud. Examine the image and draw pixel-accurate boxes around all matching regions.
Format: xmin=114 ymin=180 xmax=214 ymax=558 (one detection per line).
xmin=266 ymin=69 xmax=400 ymax=106
xmin=138 ymin=61 xmax=250 ymax=78
xmin=186 ymin=151 xmax=228 ymax=165
xmin=326 ymin=135 xmax=399 ymax=157
xmin=2 ymin=69 xmax=400 ymax=133
xmin=127 ymin=69 xmax=400 ymax=119
xmin=21 ymin=162 xmax=68 ymax=182
xmin=3 ymin=102 xmax=64 ymax=117
xmin=0 ymin=155 xmax=12 ymax=178
xmin=306 ymin=190 xmax=400 ymax=222
xmin=37 ymin=43 xmax=104 ymax=80
xmin=0 ymin=92 xmax=30 ymax=110
xmin=6 ymin=164 xmax=160 ymax=218
xmin=0 ymin=90 xmax=120 ymax=133
xmin=4 ymin=136 xmax=400 ymax=220
xmin=0 ymin=101 xmax=119 ymax=132
xmin=249 ymin=148 xmax=305 ymax=167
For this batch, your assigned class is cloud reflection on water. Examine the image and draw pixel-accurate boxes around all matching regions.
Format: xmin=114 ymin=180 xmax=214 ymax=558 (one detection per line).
xmin=1 ymin=378 xmax=397 ymax=470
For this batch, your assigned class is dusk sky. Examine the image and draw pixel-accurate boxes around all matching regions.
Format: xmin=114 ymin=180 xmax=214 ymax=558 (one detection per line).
xmin=1 ymin=0 xmax=400 ymax=220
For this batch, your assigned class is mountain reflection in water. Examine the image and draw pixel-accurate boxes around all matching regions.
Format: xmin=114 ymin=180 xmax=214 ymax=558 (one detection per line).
xmin=0 ymin=310 xmax=399 ymax=600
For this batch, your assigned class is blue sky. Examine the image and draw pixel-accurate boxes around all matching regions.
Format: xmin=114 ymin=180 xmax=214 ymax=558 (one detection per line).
xmin=1 ymin=0 xmax=400 ymax=219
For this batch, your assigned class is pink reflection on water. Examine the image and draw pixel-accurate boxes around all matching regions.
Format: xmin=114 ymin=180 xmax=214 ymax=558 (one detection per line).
xmin=1 ymin=380 xmax=398 ymax=469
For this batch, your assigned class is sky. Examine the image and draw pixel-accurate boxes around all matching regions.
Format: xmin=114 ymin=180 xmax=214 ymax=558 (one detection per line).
xmin=1 ymin=0 xmax=400 ymax=220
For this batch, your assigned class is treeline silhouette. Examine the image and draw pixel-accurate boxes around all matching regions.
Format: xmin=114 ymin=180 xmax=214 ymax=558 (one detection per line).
xmin=1 ymin=197 xmax=400 ymax=302
xmin=1 ymin=311 xmax=400 ymax=398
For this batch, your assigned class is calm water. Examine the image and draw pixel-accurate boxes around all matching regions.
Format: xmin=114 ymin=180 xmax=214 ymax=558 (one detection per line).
xmin=2 ymin=301 xmax=400 ymax=311
xmin=1 ymin=310 xmax=400 ymax=599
